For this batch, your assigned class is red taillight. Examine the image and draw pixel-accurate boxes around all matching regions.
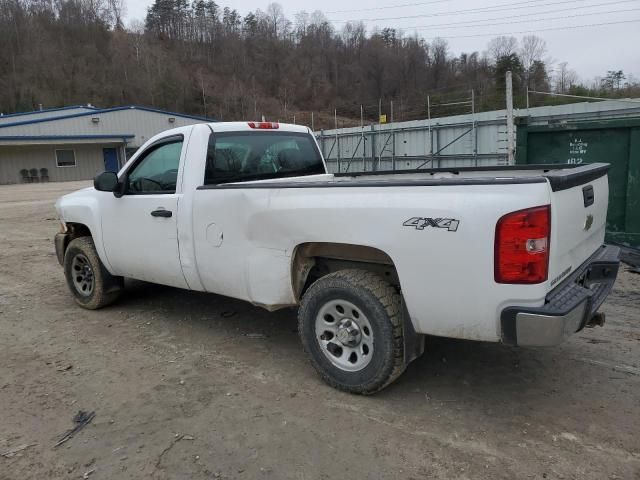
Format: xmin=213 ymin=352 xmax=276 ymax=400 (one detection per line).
xmin=495 ymin=205 xmax=551 ymax=284
xmin=248 ymin=121 xmax=279 ymax=129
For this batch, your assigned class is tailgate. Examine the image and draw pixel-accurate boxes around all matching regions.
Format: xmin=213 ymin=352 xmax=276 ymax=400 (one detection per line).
xmin=545 ymin=163 xmax=610 ymax=289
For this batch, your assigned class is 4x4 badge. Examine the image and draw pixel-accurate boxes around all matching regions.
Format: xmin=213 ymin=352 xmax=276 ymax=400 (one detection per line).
xmin=403 ymin=217 xmax=459 ymax=232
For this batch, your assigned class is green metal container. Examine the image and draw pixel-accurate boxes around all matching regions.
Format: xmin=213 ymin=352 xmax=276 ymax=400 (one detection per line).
xmin=516 ymin=117 xmax=640 ymax=249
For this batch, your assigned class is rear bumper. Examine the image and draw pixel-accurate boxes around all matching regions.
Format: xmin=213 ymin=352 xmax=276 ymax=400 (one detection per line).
xmin=501 ymin=244 xmax=620 ymax=347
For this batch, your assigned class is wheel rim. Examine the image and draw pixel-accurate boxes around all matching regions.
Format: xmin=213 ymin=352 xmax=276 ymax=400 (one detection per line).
xmin=315 ymin=299 xmax=374 ymax=372
xmin=71 ymin=253 xmax=95 ymax=296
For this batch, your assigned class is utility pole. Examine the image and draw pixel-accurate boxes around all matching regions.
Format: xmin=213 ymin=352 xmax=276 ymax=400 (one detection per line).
xmin=471 ymin=89 xmax=477 ymax=165
xmin=391 ymin=100 xmax=395 ymax=170
xmin=360 ymin=104 xmax=365 ymax=171
xmin=427 ymin=95 xmax=432 ymax=156
xmin=335 ymin=109 xmax=340 ymax=172
xmin=506 ymin=71 xmax=515 ymax=165
xmin=200 ymin=74 xmax=207 ymax=118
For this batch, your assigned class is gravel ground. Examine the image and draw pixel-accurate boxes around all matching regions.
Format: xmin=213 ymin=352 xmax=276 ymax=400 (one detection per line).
xmin=0 ymin=181 xmax=639 ymax=480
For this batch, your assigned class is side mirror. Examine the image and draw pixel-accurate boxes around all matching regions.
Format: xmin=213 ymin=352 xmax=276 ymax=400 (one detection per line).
xmin=94 ymin=171 xmax=119 ymax=193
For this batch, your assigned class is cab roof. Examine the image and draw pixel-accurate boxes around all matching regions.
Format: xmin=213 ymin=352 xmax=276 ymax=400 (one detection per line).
xmin=208 ymin=122 xmax=311 ymax=134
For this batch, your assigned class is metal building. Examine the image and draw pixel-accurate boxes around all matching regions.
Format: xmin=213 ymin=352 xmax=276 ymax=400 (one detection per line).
xmin=317 ymin=98 xmax=640 ymax=248
xmin=0 ymin=105 xmax=211 ymax=184
xmin=317 ymin=99 xmax=640 ymax=173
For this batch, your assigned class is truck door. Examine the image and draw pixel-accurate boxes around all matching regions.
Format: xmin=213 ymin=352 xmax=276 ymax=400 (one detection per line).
xmin=100 ymin=134 xmax=189 ymax=289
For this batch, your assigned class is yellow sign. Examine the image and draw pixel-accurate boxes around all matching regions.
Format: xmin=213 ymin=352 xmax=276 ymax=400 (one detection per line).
xmin=379 ymin=114 xmax=387 ymax=124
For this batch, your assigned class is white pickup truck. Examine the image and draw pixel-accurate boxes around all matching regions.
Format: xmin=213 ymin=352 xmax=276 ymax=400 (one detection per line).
xmin=55 ymin=121 xmax=620 ymax=394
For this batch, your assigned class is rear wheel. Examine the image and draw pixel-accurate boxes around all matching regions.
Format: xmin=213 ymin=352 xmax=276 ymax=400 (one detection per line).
xmin=298 ymin=269 xmax=406 ymax=394
xmin=63 ymin=237 xmax=123 ymax=310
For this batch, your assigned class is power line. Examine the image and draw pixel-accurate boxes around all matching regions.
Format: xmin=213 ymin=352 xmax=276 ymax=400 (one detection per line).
xmin=330 ymin=0 xmax=601 ymax=23
xmin=401 ymin=0 xmax=638 ymax=30
xmin=529 ymin=91 xmax=640 ymax=103
xmin=328 ymin=0 xmax=564 ymax=17
xmin=410 ymin=7 xmax=640 ymax=32
xmin=421 ymin=18 xmax=640 ymax=39
xmin=326 ymin=0 xmax=451 ymax=14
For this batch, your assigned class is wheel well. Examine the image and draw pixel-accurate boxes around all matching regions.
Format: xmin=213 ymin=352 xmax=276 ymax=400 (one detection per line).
xmin=291 ymin=242 xmax=399 ymax=301
xmin=60 ymin=223 xmax=92 ymax=257
xmin=67 ymin=222 xmax=92 ymax=239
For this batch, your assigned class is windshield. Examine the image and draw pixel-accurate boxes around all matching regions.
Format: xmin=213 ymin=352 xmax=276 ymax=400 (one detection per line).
xmin=204 ymin=131 xmax=325 ymax=185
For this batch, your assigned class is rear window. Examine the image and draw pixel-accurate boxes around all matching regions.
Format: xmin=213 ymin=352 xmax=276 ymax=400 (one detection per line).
xmin=204 ymin=131 xmax=324 ymax=185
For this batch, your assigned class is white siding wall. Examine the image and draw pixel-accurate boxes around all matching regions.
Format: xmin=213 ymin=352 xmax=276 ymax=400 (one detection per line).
xmin=0 ymin=144 xmax=116 ymax=184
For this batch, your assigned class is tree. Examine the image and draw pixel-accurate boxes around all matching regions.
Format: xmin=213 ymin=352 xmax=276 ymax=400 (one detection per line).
xmin=495 ymin=53 xmax=524 ymax=94
xmin=294 ymin=10 xmax=309 ymax=40
xmin=519 ymin=35 xmax=547 ymax=88
xmin=528 ymin=60 xmax=550 ymax=92
xmin=601 ymin=70 xmax=626 ymax=91
xmin=108 ymin=0 xmax=126 ymax=30
xmin=554 ymin=62 xmax=578 ymax=93
xmin=488 ymin=36 xmax=518 ymax=63
xmin=263 ymin=2 xmax=288 ymax=38
xmin=2 ymin=0 xmax=636 ymax=125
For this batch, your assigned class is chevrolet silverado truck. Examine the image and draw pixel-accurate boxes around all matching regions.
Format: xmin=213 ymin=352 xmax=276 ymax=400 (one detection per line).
xmin=54 ymin=121 xmax=620 ymax=394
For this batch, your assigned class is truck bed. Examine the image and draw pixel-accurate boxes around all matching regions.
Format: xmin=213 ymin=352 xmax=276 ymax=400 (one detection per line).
xmin=198 ymin=163 xmax=609 ymax=192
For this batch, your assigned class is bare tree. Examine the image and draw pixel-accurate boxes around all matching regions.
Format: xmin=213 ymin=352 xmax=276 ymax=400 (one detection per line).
xmin=294 ymin=10 xmax=309 ymax=39
xmin=554 ymin=62 xmax=578 ymax=93
xmin=127 ymin=19 xmax=145 ymax=63
xmin=309 ymin=10 xmax=330 ymax=28
xmin=263 ymin=3 xmax=289 ymax=38
xmin=487 ymin=36 xmax=518 ymax=63
xmin=108 ymin=0 xmax=126 ymax=30
xmin=519 ymin=35 xmax=548 ymax=90
xmin=520 ymin=35 xmax=546 ymax=72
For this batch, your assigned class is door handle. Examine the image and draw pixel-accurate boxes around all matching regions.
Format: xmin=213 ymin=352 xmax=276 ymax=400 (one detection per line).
xmin=150 ymin=209 xmax=172 ymax=218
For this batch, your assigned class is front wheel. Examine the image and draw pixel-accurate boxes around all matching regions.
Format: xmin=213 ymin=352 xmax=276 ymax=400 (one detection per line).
xmin=63 ymin=237 xmax=123 ymax=310
xmin=298 ymin=269 xmax=406 ymax=394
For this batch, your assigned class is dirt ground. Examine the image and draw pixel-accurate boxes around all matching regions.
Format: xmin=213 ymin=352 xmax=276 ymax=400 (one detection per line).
xmin=0 ymin=181 xmax=638 ymax=480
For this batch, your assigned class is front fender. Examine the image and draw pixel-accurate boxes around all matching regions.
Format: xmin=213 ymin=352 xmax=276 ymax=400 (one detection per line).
xmin=55 ymin=189 xmax=113 ymax=273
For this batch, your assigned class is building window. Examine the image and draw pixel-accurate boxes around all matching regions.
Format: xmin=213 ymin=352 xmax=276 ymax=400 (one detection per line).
xmin=55 ymin=149 xmax=76 ymax=167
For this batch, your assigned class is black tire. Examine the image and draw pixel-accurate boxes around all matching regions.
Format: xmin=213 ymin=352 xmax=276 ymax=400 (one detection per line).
xmin=298 ymin=269 xmax=406 ymax=394
xmin=63 ymin=237 xmax=123 ymax=310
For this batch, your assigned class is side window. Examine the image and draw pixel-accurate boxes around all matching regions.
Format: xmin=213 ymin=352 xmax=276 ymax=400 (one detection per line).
xmin=127 ymin=139 xmax=183 ymax=194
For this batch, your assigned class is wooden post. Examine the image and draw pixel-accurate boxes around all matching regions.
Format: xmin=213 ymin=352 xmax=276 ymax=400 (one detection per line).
xmin=506 ymin=71 xmax=515 ymax=165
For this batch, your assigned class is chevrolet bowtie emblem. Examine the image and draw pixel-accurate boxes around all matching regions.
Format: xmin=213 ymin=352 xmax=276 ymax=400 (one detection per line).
xmin=584 ymin=214 xmax=594 ymax=231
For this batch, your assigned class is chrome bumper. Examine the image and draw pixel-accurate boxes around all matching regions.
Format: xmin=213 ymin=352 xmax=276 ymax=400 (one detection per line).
xmin=501 ymin=245 xmax=620 ymax=347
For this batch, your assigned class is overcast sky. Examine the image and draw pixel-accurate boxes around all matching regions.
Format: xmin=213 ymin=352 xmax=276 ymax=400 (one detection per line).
xmin=126 ymin=0 xmax=640 ymax=82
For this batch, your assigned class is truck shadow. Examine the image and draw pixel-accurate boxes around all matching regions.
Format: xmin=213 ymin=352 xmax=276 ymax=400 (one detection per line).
xmin=118 ymin=279 xmax=606 ymax=416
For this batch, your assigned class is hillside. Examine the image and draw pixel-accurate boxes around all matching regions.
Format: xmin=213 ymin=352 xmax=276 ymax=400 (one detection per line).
xmin=1 ymin=0 xmax=638 ymax=128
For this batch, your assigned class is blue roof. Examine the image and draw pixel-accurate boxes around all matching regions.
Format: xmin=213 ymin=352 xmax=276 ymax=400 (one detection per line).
xmin=0 ymin=105 xmax=214 ymax=129
xmin=0 ymin=105 xmax=97 ymax=119
xmin=0 ymin=134 xmax=134 ymax=141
